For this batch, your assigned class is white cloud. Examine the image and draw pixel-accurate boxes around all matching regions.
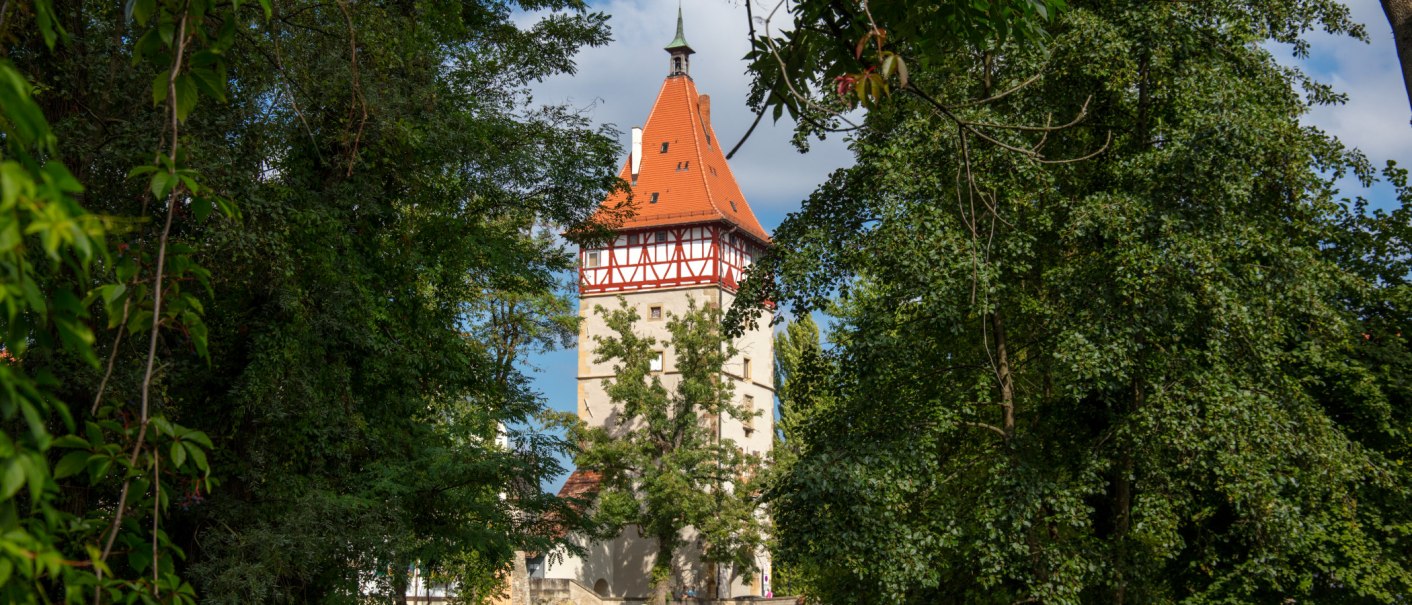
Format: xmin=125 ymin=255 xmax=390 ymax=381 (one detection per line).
xmin=1270 ymin=2 xmax=1411 ymax=187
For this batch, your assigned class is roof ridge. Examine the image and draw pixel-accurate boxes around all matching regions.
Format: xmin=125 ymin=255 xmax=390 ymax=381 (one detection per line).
xmin=592 ymin=74 xmax=771 ymax=244
xmin=684 ymin=78 xmax=723 ymax=221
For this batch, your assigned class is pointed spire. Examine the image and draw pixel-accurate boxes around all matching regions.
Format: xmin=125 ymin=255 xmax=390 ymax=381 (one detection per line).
xmin=664 ymin=4 xmax=693 ymax=53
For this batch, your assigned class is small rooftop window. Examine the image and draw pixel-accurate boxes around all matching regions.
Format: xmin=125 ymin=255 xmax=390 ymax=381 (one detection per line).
xmin=650 ymin=192 xmax=660 ymax=204
xmin=729 ymin=200 xmax=738 ymax=212
xmin=660 ymin=142 xmax=669 ymax=153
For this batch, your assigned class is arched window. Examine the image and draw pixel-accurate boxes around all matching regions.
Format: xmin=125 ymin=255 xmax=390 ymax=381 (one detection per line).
xmin=673 ymin=57 xmax=682 ymax=73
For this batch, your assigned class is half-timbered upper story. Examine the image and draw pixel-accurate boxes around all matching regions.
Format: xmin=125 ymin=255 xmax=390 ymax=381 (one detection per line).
xmin=580 ymin=224 xmax=764 ymax=294
xmin=579 ymin=22 xmax=770 ymax=296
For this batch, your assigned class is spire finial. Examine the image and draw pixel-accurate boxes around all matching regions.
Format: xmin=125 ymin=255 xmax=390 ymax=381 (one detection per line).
xmin=665 ymin=3 xmax=694 ymax=54
xmin=675 ymin=3 xmax=685 ymax=42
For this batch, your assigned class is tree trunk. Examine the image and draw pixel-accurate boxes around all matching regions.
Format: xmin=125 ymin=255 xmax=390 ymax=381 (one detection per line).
xmin=1111 ymin=379 xmax=1144 ymax=605
xmin=991 ymin=311 xmax=1015 ymax=438
xmin=1384 ymin=0 xmax=1412 ymax=120
xmin=511 ymin=551 xmax=530 ymax=605
xmin=392 ymin=563 xmax=411 ymax=605
xmin=651 ymin=536 xmax=675 ymax=605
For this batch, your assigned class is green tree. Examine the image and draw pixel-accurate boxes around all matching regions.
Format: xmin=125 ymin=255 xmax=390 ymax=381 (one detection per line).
xmin=574 ymin=298 xmax=764 ymax=605
xmin=772 ymin=314 xmax=827 ymax=451
xmin=3 ymin=0 xmax=620 ymax=602
xmin=735 ymin=0 xmax=1412 ymax=603
xmin=763 ymin=314 xmax=827 ymax=600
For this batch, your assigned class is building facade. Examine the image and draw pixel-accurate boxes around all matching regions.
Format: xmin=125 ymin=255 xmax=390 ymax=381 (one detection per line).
xmin=541 ymin=11 xmax=776 ymax=600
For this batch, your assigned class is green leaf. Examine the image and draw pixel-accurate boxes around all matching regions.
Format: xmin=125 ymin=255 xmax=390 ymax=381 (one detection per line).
xmin=133 ymin=29 xmax=163 ymax=64
xmin=150 ymin=171 xmax=174 ymax=201
xmin=152 ymin=69 xmax=171 ymax=106
xmin=54 ymin=451 xmax=89 ymax=479
xmin=43 ymin=162 xmax=82 ymax=193
xmin=190 ymin=67 xmax=227 ymax=103
xmin=51 ymin=435 xmax=89 ymax=449
xmin=184 ymin=431 xmax=213 ymax=450
xmin=184 ymin=442 xmax=208 ymax=472
xmin=101 ymin=283 xmax=127 ymax=306
xmin=127 ymin=308 xmax=153 ymax=335
xmin=151 ymin=416 xmax=175 ymax=438
xmin=174 ymin=73 xmax=199 ymax=122
xmin=56 ymin=317 xmax=98 ymax=367
xmin=34 ymin=0 xmax=61 ymax=49
xmin=127 ymin=165 xmax=158 ymax=179
xmin=0 ymin=221 xmax=20 ymax=252
xmin=1 ymin=460 xmax=23 ymax=500
xmin=191 ymin=195 xmax=213 ymax=222
xmin=136 ymin=0 xmax=156 ymax=23
xmin=128 ymin=543 xmax=152 ymax=574
xmin=169 ymin=441 xmax=187 ymax=469
xmin=87 ymin=455 xmax=112 ymax=483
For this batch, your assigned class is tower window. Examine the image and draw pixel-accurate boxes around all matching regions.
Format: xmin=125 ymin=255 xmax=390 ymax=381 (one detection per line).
xmin=743 ymin=358 xmax=752 ymax=380
xmin=649 ymin=305 xmax=663 ymax=320
xmin=673 ymin=57 xmax=682 ymax=73
xmin=744 ymin=395 xmax=756 ymax=435
xmin=650 ymin=351 xmax=664 ymax=373
xmin=650 ymin=192 xmax=659 ymax=204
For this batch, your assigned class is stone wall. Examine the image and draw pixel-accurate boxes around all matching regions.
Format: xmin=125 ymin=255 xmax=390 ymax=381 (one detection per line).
xmin=525 ymin=577 xmax=798 ymax=605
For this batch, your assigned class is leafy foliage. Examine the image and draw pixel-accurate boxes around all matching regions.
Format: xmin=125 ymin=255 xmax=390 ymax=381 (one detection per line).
xmin=744 ymin=0 xmax=1064 ymax=126
xmin=736 ymin=0 xmax=1412 ymax=603
xmin=2 ymin=0 xmax=618 ymax=602
xmin=575 ymin=298 xmax=764 ymax=605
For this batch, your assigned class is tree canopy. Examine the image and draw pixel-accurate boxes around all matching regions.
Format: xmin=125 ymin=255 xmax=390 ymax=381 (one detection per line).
xmin=574 ymin=298 xmax=764 ymax=605
xmin=0 ymin=0 xmax=618 ymax=602
xmin=738 ymin=0 xmax=1412 ymax=603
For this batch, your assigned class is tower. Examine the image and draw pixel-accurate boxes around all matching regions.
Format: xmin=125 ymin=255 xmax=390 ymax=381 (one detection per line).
xmin=555 ymin=8 xmax=776 ymax=599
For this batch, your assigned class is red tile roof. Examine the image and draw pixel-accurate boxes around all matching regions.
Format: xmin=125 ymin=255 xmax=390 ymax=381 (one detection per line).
xmin=556 ymin=469 xmax=602 ymax=501
xmin=599 ymin=75 xmax=771 ymax=244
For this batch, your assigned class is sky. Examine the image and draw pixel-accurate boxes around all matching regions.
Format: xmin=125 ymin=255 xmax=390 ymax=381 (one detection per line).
xmin=518 ymin=0 xmax=1412 ymax=492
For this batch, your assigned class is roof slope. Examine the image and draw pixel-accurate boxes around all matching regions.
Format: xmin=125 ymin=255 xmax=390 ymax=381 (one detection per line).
xmin=600 ymin=75 xmax=770 ymax=243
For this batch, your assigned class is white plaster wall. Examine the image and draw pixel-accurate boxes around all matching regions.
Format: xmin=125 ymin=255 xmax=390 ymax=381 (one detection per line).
xmin=576 ymin=284 xmax=775 ymax=598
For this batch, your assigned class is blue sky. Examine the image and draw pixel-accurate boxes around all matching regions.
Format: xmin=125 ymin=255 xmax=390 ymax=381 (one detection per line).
xmin=519 ymin=0 xmax=1412 ymax=492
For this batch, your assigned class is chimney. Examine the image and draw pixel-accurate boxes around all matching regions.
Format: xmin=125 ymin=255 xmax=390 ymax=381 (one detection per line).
xmin=631 ymin=127 xmax=643 ymax=184
xmin=699 ymin=95 xmax=712 ymax=138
